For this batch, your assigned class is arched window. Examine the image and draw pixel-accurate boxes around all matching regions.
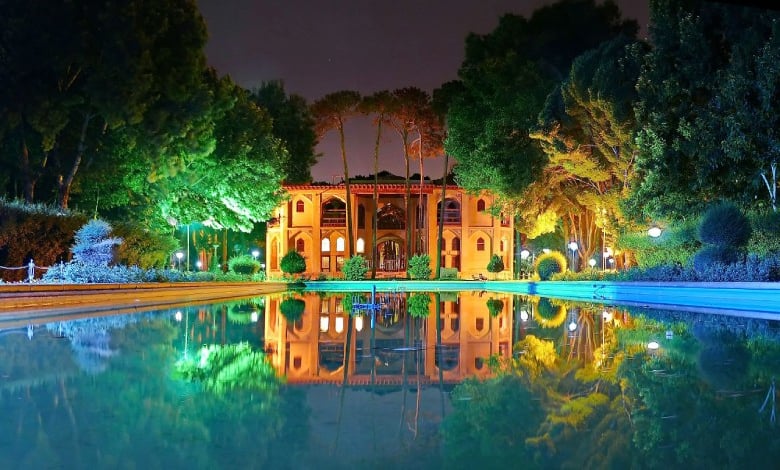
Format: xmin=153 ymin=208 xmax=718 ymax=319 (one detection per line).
xmin=499 ymin=239 xmax=504 ymax=252
xmin=476 ymin=237 xmax=485 ymax=251
xmin=321 ymin=238 xmax=330 ymax=252
xmin=296 ymin=200 xmax=305 ymax=213
xmin=452 ymin=237 xmax=461 ymax=251
xmin=336 ymin=237 xmax=345 ymax=252
xmin=321 ymin=198 xmax=346 ymax=226
xmin=357 ymin=204 xmax=366 ymax=229
xmin=477 ymin=199 xmax=486 ymax=212
xmin=356 ymin=237 xmax=365 ymax=253
xmin=296 ymin=239 xmax=305 ymax=253
xmin=437 ymin=198 xmax=461 ymax=224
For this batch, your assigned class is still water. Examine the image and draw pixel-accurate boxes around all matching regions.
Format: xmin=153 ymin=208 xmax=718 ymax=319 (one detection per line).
xmin=1 ymin=290 xmax=780 ymax=469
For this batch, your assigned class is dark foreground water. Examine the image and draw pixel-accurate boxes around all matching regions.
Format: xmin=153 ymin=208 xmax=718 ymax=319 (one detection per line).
xmin=2 ymin=290 xmax=780 ymax=469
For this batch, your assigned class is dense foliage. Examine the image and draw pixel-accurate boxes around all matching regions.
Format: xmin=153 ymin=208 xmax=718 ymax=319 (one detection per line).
xmin=534 ymin=251 xmax=567 ymax=280
xmin=279 ymin=250 xmax=306 ymax=277
xmin=228 ymin=254 xmax=261 ymax=275
xmin=341 ymin=254 xmax=369 ymax=280
xmin=407 ymin=254 xmax=432 ymax=280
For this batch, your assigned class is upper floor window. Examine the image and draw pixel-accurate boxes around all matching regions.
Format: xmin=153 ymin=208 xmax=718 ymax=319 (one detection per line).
xmin=476 ymin=237 xmax=485 ymax=251
xmin=452 ymin=237 xmax=461 ymax=251
xmin=477 ymin=199 xmax=486 ymax=212
xmin=336 ymin=237 xmax=345 ymax=252
xmin=321 ymin=198 xmax=346 ymax=227
xmin=296 ymin=200 xmax=305 ymax=213
xmin=321 ymin=238 xmax=330 ymax=252
xmin=296 ymin=239 xmax=305 ymax=253
xmin=356 ymin=237 xmax=365 ymax=253
xmin=437 ymin=198 xmax=461 ymax=225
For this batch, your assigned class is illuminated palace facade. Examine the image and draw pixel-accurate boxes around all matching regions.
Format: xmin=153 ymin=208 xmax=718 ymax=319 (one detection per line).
xmin=263 ymin=291 xmax=516 ymax=385
xmin=265 ymin=182 xmax=515 ymax=278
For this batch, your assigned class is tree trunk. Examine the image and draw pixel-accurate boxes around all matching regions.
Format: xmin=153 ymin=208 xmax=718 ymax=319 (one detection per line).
xmin=371 ymin=118 xmax=383 ymax=279
xmin=339 ymin=121 xmax=355 ymax=257
xmin=435 ymin=153 xmax=449 ymax=279
xmin=58 ymin=113 xmax=92 ymax=210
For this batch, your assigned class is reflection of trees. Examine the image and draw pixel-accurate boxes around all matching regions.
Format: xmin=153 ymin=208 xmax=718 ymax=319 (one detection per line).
xmin=175 ymin=342 xmax=281 ymax=394
xmin=0 ymin=310 xmax=310 ymax=468
xmin=442 ymin=375 xmax=543 ymax=468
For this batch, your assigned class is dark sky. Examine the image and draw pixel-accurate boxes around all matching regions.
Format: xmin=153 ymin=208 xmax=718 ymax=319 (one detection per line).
xmin=196 ymin=0 xmax=649 ymax=182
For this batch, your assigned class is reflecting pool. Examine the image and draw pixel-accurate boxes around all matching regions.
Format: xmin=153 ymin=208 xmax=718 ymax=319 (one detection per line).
xmin=2 ymin=290 xmax=780 ymax=469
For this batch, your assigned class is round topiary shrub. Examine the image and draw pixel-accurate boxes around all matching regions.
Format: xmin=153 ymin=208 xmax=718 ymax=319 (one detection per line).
xmin=228 ymin=255 xmax=260 ymax=275
xmin=698 ymin=201 xmax=752 ymax=248
xmin=692 ymin=245 xmax=739 ymax=272
xmin=407 ymin=254 xmax=432 ymax=280
xmin=280 ymin=250 xmax=306 ymax=277
xmin=534 ymin=251 xmax=567 ymax=280
xmin=486 ymin=298 xmax=504 ymax=317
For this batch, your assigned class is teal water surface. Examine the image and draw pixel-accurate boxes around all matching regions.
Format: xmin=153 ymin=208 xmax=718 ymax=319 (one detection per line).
xmin=1 ymin=291 xmax=779 ymax=469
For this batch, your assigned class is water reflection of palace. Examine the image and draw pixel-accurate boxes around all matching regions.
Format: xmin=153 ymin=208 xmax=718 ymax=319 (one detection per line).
xmin=263 ymin=292 xmax=515 ymax=385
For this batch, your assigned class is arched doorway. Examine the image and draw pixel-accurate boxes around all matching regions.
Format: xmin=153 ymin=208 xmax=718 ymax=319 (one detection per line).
xmin=376 ymin=237 xmax=405 ymax=271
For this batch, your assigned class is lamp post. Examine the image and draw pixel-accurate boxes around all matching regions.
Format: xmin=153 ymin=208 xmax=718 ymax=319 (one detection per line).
xmin=588 ymin=258 xmax=596 ymax=271
xmin=648 ymin=225 xmax=663 ymax=238
xmin=175 ymin=251 xmax=184 ymax=271
xmin=520 ymin=248 xmax=532 ymax=279
xmin=252 ymin=249 xmax=260 ymax=260
xmin=567 ymin=241 xmax=578 ymax=271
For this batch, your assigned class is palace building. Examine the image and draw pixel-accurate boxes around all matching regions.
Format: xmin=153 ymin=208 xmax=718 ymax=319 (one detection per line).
xmin=265 ymin=181 xmax=516 ymax=279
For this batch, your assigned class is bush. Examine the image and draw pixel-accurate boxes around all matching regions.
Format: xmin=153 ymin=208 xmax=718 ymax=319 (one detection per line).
xmin=113 ymin=222 xmax=178 ymax=268
xmin=280 ymin=250 xmax=306 ymax=276
xmin=71 ymin=219 xmax=122 ymax=266
xmin=617 ymin=219 xmax=699 ymax=268
xmin=439 ymin=267 xmax=458 ymax=280
xmin=342 ymin=255 xmax=368 ymax=280
xmin=408 ymin=254 xmax=432 ymax=280
xmin=0 ymin=199 xmax=87 ymax=281
xmin=228 ymin=255 xmax=260 ymax=275
xmin=698 ymin=201 xmax=751 ymax=248
xmin=534 ymin=251 xmax=567 ymax=280
xmin=692 ymin=245 xmax=739 ymax=272
xmin=487 ymin=254 xmax=505 ymax=275
xmin=747 ymin=211 xmax=780 ymax=256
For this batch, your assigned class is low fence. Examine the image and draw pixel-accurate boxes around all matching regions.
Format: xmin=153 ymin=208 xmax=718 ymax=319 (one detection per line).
xmin=0 ymin=259 xmax=58 ymax=283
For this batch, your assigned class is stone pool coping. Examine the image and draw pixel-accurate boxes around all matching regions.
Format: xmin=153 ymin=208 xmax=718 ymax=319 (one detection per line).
xmin=0 ymin=282 xmax=288 ymax=321
xmin=305 ymin=280 xmax=780 ymax=318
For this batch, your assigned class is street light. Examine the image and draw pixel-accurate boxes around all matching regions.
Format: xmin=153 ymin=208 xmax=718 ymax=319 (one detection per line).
xmin=175 ymin=251 xmax=184 ymax=271
xmin=196 ymin=260 xmax=203 ymax=270
xmin=588 ymin=258 xmax=597 ymax=269
xmin=648 ymin=225 xmax=663 ymax=238
xmin=567 ymin=241 xmax=578 ymax=271
xmin=252 ymin=249 xmax=260 ymax=260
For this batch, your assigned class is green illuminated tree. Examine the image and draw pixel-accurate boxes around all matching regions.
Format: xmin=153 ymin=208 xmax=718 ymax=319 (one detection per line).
xmin=0 ymin=0 xmax=209 ymax=209
xmin=446 ymin=0 xmax=638 ymax=200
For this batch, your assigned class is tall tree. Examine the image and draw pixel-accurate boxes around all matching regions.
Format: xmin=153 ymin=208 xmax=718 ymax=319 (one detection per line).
xmin=361 ymin=91 xmax=396 ymax=278
xmin=0 ymin=0 xmax=209 ymax=209
xmin=446 ymin=0 xmax=638 ymax=200
xmin=529 ymin=36 xmax=644 ymax=265
xmin=250 ymin=81 xmax=318 ymax=184
xmin=629 ymin=0 xmax=780 ymax=220
xmin=385 ymin=87 xmax=431 ymax=261
xmin=311 ymin=91 xmax=362 ymax=257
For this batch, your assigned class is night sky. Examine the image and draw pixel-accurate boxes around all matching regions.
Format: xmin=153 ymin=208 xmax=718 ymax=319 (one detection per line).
xmin=196 ymin=0 xmax=649 ymax=182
